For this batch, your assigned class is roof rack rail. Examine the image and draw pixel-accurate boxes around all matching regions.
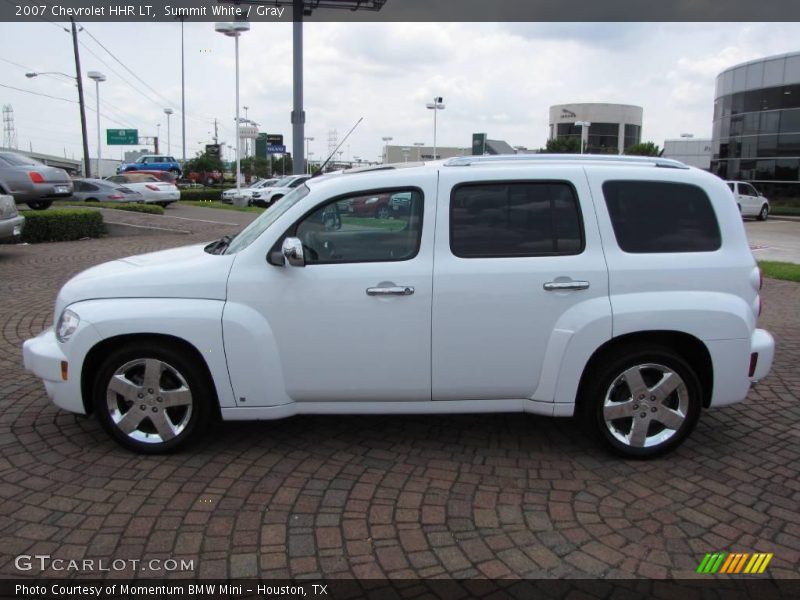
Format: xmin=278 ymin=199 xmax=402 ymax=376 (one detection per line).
xmin=444 ymin=154 xmax=689 ymax=169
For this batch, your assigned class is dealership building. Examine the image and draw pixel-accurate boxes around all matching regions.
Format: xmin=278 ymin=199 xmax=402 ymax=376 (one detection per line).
xmin=711 ymin=51 xmax=800 ymax=202
xmin=549 ymin=103 xmax=643 ymax=154
xmin=662 ymin=138 xmax=713 ymax=170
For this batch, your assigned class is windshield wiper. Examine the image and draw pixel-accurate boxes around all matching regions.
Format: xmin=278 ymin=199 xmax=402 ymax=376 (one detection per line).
xmin=205 ymin=235 xmax=233 ymax=255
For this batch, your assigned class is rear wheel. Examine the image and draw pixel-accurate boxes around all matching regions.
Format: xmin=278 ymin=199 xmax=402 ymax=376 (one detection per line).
xmin=26 ymin=200 xmax=52 ymax=210
xmin=376 ymin=205 xmax=390 ymax=219
xmin=757 ymin=204 xmax=769 ymax=221
xmin=579 ymin=345 xmax=702 ymax=458
xmin=92 ymin=341 xmax=213 ymax=453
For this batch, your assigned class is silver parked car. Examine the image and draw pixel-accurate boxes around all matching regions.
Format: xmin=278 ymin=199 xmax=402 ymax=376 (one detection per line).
xmin=0 ymin=151 xmax=73 ymax=210
xmin=0 ymin=194 xmax=24 ymax=243
xmin=71 ymin=179 xmax=145 ymax=203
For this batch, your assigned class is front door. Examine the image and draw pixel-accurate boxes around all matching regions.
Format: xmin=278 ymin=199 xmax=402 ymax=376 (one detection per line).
xmin=227 ymin=177 xmax=437 ymax=404
xmin=431 ymin=167 xmax=610 ymax=401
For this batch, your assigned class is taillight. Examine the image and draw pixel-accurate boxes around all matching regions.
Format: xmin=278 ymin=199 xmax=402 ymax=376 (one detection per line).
xmin=145 ymin=184 xmax=159 ymax=191
xmin=108 ymin=194 xmax=123 ymax=200
xmin=28 ymin=171 xmax=45 ymax=183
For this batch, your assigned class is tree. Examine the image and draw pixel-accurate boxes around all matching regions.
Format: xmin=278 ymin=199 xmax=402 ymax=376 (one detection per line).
xmin=539 ymin=137 xmax=581 ymax=154
xmin=182 ymin=151 xmax=224 ymax=174
xmin=625 ymin=141 xmax=662 ymax=156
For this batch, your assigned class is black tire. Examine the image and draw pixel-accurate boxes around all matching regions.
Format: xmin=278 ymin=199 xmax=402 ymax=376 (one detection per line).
xmin=85 ymin=198 xmax=99 ymax=203
xmin=157 ymin=202 xmax=169 ymax=208
xmin=376 ymin=205 xmax=390 ymax=219
xmin=578 ymin=344 xmax=702 ymax=459
xmin=26 ymin=200 xmax=52 ymax=210
xmin=757 ymin=204 xmax=769 ymax=221
xmin=92 ymin=341 xmax=214 ymax=454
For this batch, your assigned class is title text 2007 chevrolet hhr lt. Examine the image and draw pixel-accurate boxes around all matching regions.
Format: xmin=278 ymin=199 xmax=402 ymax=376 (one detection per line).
xmin=23 ymin=155 xmax=774 ymax=458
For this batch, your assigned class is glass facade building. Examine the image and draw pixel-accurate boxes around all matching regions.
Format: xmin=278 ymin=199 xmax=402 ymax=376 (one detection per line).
xmin=711 ymin=52 xmax=800 ymax=203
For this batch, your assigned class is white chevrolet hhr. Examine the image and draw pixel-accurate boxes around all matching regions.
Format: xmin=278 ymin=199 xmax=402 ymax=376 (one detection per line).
xmin=23 ymin=155 xmax=775 ymax=458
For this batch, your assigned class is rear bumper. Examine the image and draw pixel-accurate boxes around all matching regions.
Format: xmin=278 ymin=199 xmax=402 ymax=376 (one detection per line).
xmin=0 ymin=214 xmax=24 ymax=241
xmin=749 ymin=328 xmax=775 ymax=383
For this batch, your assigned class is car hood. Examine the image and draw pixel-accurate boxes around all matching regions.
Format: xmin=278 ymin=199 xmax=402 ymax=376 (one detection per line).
xmin=55 ymin=243 xmax=235 ymax=317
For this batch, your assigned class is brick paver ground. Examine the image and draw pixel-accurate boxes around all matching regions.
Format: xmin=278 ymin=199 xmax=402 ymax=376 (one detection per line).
xmin=1 ymin=206 xmax=799 ymax=580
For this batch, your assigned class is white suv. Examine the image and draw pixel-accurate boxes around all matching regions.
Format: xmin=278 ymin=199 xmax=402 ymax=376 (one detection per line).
xmin=727 ymin=181 xmax=770 ymax=220
xmin=23 ymin=155 xmax=774 ymax=458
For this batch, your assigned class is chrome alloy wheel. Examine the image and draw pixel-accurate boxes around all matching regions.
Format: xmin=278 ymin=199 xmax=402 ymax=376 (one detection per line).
xmin=106 ymin=358 xmax=193 ymax=444
xmin=602 ymin=363 xmax=688 ymax=449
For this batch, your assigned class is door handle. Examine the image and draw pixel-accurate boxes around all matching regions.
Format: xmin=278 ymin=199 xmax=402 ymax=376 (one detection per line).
xmin=366 ymin=286 xmax=415 ymax=296
xmin=543 ymin=280 xmax=590 ymax=291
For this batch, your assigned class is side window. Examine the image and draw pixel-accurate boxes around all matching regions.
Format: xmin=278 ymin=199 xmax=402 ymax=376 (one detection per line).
xmin=84 ymin=183 xmax=99 ymax=192
xmin=74 ymin=181 xmax=86 ymax=192
xmin=726 ymin=182 xmax=735 ymax=192
xmin=107 ymin=176 xmax=124 ymax=184
xmin=602 ymin=180 xmax=721 ymax=253
xmin=743 ymin=183 xmax=759 ymax=196
xmin=294 ymin=189 xmax=423 ymax=264
xmin=450 ymin=181 xmax=583 ymax=258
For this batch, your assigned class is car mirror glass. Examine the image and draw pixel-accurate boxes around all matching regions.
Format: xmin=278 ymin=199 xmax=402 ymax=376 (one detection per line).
xmin=282 ymin=237 xmax=305 ymax=267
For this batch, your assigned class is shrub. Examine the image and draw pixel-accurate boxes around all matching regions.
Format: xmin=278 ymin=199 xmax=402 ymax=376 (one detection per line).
xmin=61 ymin=202 xmax=165 ymax=215
xmin=180 ymin=188 xmax=223 ymax=202
xmin=22 ymin=209 xmax=106 ymax=243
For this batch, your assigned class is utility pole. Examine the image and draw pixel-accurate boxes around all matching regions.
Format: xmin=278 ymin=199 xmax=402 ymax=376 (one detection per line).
xmin=213 ymin=119 xmax=218 ymax=144
xmin=71 ymin=17 xmax=91 ymax=178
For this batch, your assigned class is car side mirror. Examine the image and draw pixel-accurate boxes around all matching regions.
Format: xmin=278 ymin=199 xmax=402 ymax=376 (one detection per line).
xmin=282 ymin=237 xmax=305 ymax=267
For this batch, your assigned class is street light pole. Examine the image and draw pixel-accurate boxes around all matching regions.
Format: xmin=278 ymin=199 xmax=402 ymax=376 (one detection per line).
xmin=215 ymin=21 xmax=250 ymax=204
xmin=87 ymin=71 xmax=106 ymax=178
xmin=164 ymin=108 xmax=174 ymax=155
xmin=425 ymin=97 xmax=444 ymax=160
xmin=304 ymin=137 xmax=314 ymax=173
xmin=70 ymin=18 xmax=91 ymax=178
xmin=179 ymin=16 xmax=186 ymax=162
xmin=291 ymin=0 xmax=304 ymax=174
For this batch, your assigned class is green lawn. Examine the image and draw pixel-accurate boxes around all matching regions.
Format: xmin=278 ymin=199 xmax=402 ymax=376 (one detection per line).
xmin=759 ymin=261 xmax=800 ymax=282
xmin=177 ymin=200 xmax=264 ymax=213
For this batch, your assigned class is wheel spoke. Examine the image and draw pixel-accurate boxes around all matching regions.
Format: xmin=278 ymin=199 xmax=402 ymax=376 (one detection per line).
xmin=108 ymin=375 xmax=141 ymax=402
xmin=656 ymin=407 xmax=685 ymax=430
xmin=150 ymin=411 xmax=177 ymax=441
xmin=143 ymin=359 xmax=163 ymax=391
xmin=604 ymin=400 xmax=636 ymax=421
xmin=116 ymin=408 xmax=146 ymax=434
xmin=160 ymin=387 xmax=192 ymax=408
xmin=627 ymin=416 xmax=650 ymax=447
xmin=621 ymin=365 xmax=648 ymax=398
xmin=651 ymin=371 xmax=681 ymax=402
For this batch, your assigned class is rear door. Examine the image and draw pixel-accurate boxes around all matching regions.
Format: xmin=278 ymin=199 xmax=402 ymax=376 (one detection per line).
xmin=431 ymin=166 xmax=610 ymax=401
xmin=740 ymin=183 xmax=760 ymax=216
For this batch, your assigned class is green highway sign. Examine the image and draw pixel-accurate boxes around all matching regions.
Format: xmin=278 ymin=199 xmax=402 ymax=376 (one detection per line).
xmin=106 ymin=129 xmax=139 ymax=145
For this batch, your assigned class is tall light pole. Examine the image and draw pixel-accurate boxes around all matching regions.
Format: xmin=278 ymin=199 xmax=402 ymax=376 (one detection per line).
xmin=156 ymin=123 xmax=161 ymax=153
xmin=164 ymin=108 xmax=174 ymax=155
xmin=381 ymin=136 xmax=392 ymax=163
xmin=425 ymin=97 xmax=444 ymax=160
xmin=575 ymin=120 xmax=591 ymax=154
xmin=87 ymin=71 xmax=106 ymax=178
xmin=243 ymin=106 xmax=249 ymax=157
xmin=178 ymin=16 xmax=186 ymax=163
xmin=215 ymin=21 xmax=250 ymax=203
xmin=304 ymin=136 xmax=314 ymax=173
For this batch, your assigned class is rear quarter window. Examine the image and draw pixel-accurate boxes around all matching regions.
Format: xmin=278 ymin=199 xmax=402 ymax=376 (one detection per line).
xmin=602 ymin=180 xmax=721 ymax=253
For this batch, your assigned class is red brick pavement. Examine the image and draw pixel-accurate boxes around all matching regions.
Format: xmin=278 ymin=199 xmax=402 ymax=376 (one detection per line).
xmin=1 ymin=209 xmax=799 ymax=580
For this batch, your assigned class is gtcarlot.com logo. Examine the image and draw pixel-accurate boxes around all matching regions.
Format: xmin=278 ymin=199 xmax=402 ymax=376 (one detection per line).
xmin=14 ymin=555 xmax=194 ymax=573
xmin=697 ymin=552 xmax=773 ymax=574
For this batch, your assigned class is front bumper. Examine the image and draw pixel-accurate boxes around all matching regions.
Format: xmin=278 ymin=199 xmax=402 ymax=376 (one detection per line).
xmin=750 ymin=328 xmax=775 ymax=382
xmin=22 ymin=327 xmax=88 ymax=414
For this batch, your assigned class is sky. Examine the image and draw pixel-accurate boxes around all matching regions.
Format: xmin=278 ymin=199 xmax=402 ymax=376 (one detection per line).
xmin=1 ymin=21 xmax=799 ymax=165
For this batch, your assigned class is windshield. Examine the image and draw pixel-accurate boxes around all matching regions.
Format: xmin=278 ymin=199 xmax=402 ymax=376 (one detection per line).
xmin=272 ymin=176 xmax=295 ymax=187
xmin=225 ymin=185 xmax=311 ymax=254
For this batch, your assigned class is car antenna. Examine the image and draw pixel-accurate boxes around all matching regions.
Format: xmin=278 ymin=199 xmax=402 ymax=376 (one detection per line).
xmin=313 ymin=117 xmax=363 ymax=177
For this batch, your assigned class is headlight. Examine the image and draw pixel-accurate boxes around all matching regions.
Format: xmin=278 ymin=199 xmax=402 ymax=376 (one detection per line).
xmin=56 ymin=309 xmax=80 ymax=343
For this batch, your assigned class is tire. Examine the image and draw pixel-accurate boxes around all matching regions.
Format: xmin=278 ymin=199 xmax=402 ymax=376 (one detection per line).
xmin=578 ymin=345 xmax=702 ymax=459
xmin=157 ymin=202 xmax=169 ymax=208
xmin=757 ymin=204 xmax=769 ymax=221
xmin=92 ymin=341 xmax=213 ymax=454
xmin=376 ymin=205 xmax=390 ymax=219
xmin=26 ymin=200 xmax=52 ymax=210
xmin=85 ymin=198 xmax=99 ymax=203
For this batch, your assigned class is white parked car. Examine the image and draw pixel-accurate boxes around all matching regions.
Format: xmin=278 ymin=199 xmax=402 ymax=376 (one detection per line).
xmin=23 ymin=155 xmax=774 ymax=457
xmin=254 ymin=174 xmax=312 ymax=208
xmin=726 ymin=181 xmax=770 ymax=220
xmin=105 ymin=173 xmax=180 ymax=207
xmin=221 ymin=178 xmax=279 ymax=204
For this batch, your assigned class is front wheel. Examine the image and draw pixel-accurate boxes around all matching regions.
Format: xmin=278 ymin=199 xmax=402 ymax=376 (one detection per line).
xmin=376 ymin=205 xmax=390 ymax=219
xmin=758 ymin=204 xmax=769 ymax=221
xmin=580 ymin=346 xmax=702 ymax=458
xmin=92 ymin=342 xmax=213 ymax=453
xmin=26 ymin=200 xmax=52 ymax=210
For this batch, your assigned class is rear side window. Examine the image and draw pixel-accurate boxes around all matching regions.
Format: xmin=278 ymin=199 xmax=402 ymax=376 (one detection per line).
xmin=450 ymin=181 xmax=583 ymax=258
xmin=602 ymin=181 xmax=721 ymax=253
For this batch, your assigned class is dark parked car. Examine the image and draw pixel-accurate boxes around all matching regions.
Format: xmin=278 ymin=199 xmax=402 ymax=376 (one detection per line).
xmin=0 ymin=151 xmax=72 ymax=210
xmin=70 ymin=179 xmax=145 ymax=203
